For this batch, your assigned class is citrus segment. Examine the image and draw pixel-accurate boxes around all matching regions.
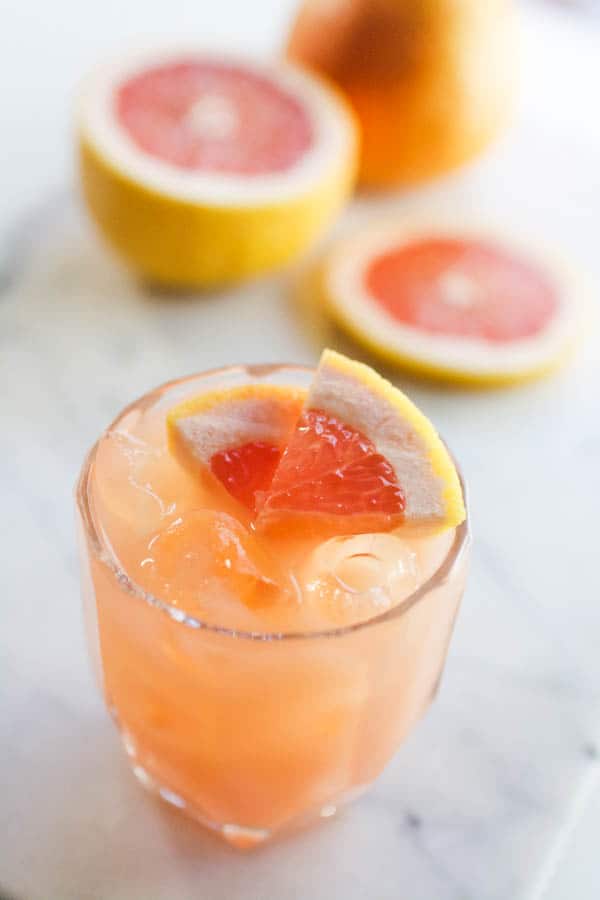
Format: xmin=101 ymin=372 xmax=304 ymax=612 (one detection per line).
xmin=167 ymin=384 xmax=305 ymax=512
xmin=210 ymin=441 xmax=282 ymax=512
xmin=78 ymin=49 xmax=358 ymax=286
xmin=258 ymin=408 xmax=405 ymax=524
xmin=258 ymin=350 xmax=465 ymax=534
xmin=321 ymin=221 xmax=586 ymax=385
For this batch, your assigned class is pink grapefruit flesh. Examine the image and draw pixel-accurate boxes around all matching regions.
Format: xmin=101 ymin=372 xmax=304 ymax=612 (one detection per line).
xmin=168 ymin=351 xmax=465 ymax=535
xmin=365 ymin=238 xmax=558 ymax=342
xmin=210 ymin=441 xmax=282 ymax=513
xmin=116 ymin=60 xmax=314 ymax=175
xmin=255 ymin=350 xmax=465 ymax=534
xmin=258 ymin=408 xmax=405 ymax=528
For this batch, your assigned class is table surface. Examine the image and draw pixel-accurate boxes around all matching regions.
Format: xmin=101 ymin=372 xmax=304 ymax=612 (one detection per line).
xmin=1 ymin=3 xmax=600 ymax=899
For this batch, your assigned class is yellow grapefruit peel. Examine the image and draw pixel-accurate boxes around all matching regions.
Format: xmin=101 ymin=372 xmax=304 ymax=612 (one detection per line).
xmin=78 ymin=51 xmax=358 ymax=287
xmin=166 ymin=383 xmax=306 ymax=507
xmin=316 ymin=222 xmax=588 ymax=387
xmin=318 ymin=350 xmax=465 ymax=531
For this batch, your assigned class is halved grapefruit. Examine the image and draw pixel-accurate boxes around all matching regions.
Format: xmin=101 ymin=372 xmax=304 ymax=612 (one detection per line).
xmin=168 ymin=351 xmax=464 ymax=536
xmin=77 ymin=48 xmax=358 ymax=287
xmin=167 ymin=384 xmax=305 ymax=513
xmin=320 ymin=220 xmax=586 ymax=385
xmin=256 ymin=350 xmax=465 ymax=534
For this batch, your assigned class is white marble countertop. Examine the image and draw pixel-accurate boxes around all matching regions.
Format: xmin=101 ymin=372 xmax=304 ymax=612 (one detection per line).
xmin=1 ymin=2 xmax=600 ymax=898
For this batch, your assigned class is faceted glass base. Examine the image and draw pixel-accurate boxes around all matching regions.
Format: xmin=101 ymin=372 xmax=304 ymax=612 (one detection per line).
xmin=123 ymin=731 xmax=368 ymax=848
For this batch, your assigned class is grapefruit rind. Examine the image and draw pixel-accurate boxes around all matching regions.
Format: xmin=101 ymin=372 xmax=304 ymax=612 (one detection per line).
xmin=167 ymin=384 xmax=305 ymax=498
xmin=167 ymin=353 xmax=465 ymax=534
xmin=77 ymin=48 xmax=358 ymax=287
xmin=320 ymin=220 xmax=587 ymax=386
xmin=256 ymin=350 xmax=465 ymax=534
xmin=167 ymin=384 xmax=305 ymax=430
xmin=306 ymin=350 xmax=465 ymax=531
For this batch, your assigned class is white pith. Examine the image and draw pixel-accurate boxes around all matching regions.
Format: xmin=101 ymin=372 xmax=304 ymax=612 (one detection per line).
xmin=326 ymin=219 xmax=586 ymax=376
xmin=78 ymin=46 xmax=355 ymax=206
xmin=175 ymin=396 xmax=294 ymax=463
xmin=306 ymin=358 xmax=445 ymax=522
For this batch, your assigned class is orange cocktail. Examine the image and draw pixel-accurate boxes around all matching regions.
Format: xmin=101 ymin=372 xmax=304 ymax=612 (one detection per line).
xmin=76 ymin=360 xmax=469 ymax=846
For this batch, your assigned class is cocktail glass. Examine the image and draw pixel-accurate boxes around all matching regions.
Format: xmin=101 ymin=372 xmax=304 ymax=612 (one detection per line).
xmin=76 ymin=364 xmax=469 ymax=847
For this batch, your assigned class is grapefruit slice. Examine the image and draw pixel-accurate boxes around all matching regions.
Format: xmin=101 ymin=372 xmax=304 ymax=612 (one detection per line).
xmin=167 ymin=384 xmax=305 ymax=512
xmin=320 ymin=219 xmax=586 ymax=385
xmin=77 ymin=48 xmax=357 ymax=287
xmin=257 ymin=350 xmax=465 ymax=534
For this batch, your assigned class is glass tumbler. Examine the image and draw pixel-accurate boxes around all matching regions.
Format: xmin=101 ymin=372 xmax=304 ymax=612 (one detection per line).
xmin=76 ymin=365 xmax=470 ymax=847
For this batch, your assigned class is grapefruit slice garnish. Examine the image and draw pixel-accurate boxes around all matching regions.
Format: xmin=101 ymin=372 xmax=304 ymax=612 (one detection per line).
xmin=77 ymin=48 xmax=357 ymax=287
xmin=167 ymin=384 xmax=305 ymax=513
xmin=256 ymin=350 xmax=465 ymax=534
xmin=262 ymin=407 xmax=406 ymax=520
xmin=320 ymin=219 xmax=586 ymax=385
xmin=209 ymin=441 xmax=283 ymax=512
xmin=167 ymin=352 xmax=464 ymax=535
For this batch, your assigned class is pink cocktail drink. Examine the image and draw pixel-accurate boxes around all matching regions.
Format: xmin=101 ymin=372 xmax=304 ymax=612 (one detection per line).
xmin=77 ymin=361 xmax=469 ymax=846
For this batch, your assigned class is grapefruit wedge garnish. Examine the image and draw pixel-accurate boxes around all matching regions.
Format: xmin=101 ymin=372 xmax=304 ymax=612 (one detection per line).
xmin=77 ymin=48 xmax=357 ymax=287
xmin=256 ymin=350 xmax=465 ymax=534
xmin=167 ymin=384 xmax=305 ymax=513
xmin=319 ymin=219 xmax=586 ymax=385
xmin=168 ymin=351 xmax=465 ymax=536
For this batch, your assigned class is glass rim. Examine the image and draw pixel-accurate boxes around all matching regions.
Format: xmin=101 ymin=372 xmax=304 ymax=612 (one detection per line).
xmin=76 ymin=362 xmax=470 ymax=642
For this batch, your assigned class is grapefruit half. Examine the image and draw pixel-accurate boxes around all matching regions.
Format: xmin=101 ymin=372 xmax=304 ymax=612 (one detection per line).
xmin=77 ymin=48 xmax=358 ymax=286
xmin=319 ymin=219 xmax=586 ymax=385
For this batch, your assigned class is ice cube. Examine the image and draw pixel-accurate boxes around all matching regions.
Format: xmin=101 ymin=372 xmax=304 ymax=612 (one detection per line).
xmin=136 ymin=510 xmax=292 ymax=629
xmin=93 ymin=422 xmax=207 ymax=558
xmin=409 ymin=529 xmax=455 ymax=581
xmin=299 ymin=533 xmax=419 ymax=627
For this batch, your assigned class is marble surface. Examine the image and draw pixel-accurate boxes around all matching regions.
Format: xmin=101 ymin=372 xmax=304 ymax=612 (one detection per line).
xmin=1 ymin=3 xmax=600 ymax=898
